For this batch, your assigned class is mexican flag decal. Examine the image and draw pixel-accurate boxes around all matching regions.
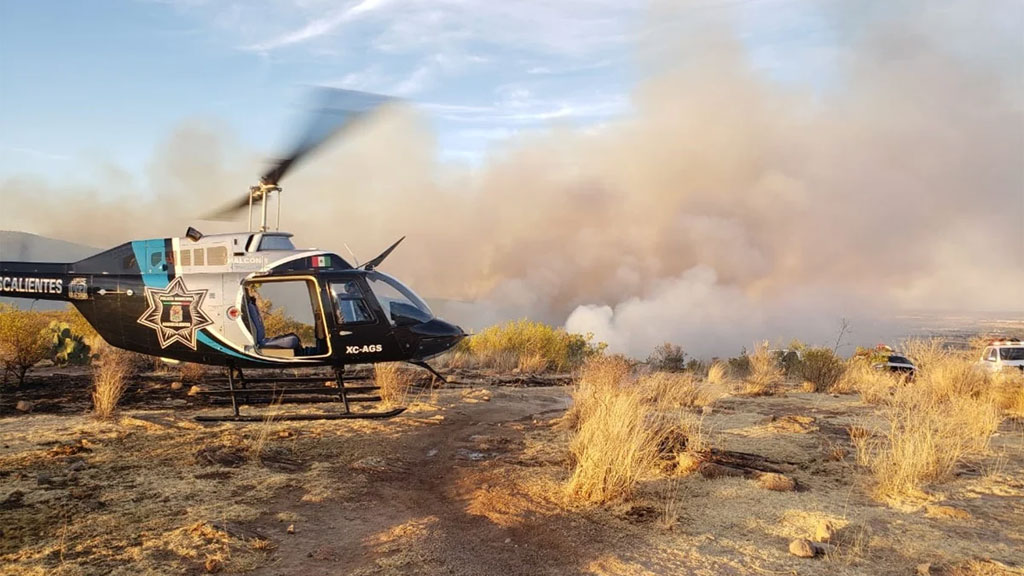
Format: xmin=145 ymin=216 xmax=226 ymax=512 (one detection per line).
xmin=312 ymin=255 xmax=330 ymax=268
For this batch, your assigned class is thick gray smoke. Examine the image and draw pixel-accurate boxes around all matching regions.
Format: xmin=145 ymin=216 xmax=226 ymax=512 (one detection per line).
xmin=2 ymin=1 xmax=1021 ymax=357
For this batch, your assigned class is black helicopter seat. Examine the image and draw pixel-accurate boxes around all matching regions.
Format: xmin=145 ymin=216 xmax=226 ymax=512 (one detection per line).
xmin=246 ymin=298 xmax=301 ymax=351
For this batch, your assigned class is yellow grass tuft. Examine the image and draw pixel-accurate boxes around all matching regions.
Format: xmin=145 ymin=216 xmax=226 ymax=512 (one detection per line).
xmin=565 ymin=357 xmax=716 ymax=504
xmin=91 ymin=345 xmax=141 ymax=420
xmin=706 ymin=361 xmax=729 ymax=387
xmin=374 ymin=362 xmax=416 ymax=408
xmin=850 ymin=353 xmax=1003 ymax=502
xmin=737 ymin=342 xmax=783 ymax=396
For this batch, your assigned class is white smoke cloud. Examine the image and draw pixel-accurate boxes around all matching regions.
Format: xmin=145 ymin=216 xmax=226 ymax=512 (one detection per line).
xmin=2 ymin=0 xmax=1021 ymax=357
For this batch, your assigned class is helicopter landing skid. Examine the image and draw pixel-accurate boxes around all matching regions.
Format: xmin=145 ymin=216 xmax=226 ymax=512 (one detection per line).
xmin=193 ymin=366 xmax=404 ymax=422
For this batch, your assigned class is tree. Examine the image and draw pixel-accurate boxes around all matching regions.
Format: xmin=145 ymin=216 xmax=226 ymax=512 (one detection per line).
xmin=0 ymin=304 xmax=52 ymax=386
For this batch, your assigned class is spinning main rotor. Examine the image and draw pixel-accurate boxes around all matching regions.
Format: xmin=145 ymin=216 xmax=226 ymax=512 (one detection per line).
xmin=205 ymin=89 xmax=395 ymax=232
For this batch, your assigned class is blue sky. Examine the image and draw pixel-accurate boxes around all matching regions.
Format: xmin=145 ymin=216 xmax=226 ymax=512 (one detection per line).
xmin=0 ymin=0 xmax=841 ymax=184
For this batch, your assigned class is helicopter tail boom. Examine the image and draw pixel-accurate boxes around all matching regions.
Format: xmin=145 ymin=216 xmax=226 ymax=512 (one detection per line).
xmin=0 ymin=261 xmax=76 ymax=302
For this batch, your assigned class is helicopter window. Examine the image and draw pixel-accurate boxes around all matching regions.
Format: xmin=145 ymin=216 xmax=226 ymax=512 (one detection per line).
xmin=258 ymin=236 xmax=295 ymax=251
xmin=180 ymin=249 xmax=191 ymax=267
xmin=123 ymin=254 xmax=137 ymax=270
xmin=330 ymin=281 xmax=372 ymax=325
xmin=366 ymin=272 xmax=433 ymax=325
xmin=207 ymin=246 xmax=228 ymax=266
xmin=150 ymin=252 xmax=163 ymax=267
xmin=193 ymin=249 xmax=205 ymax=266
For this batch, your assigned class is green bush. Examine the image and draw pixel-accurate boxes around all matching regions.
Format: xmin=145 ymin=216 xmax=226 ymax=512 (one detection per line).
xmin=0 ymin=304 xmax=51 ymax=386
xmin=460 ymin=319 xmax=605 ymax=372
xmin=799 ymin=347 xmax=845 ymax=392
xmin=647 ymin=342 xmax=686 ymax=372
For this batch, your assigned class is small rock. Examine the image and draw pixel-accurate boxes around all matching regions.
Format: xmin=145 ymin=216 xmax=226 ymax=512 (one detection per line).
xmin=426 ymin=449 xmax=438 ymax=457
xmin=814 ymin=520 xmax=835 ymax=543
xmin=69 ymin=460 xmax=88 ymax=472
xmin=924 ymin=504 xmax=971 ymax=520
xmin=188 ymin=385 xmax=202 ymax=396
xmin=504 ymin=538 xmax=511 ymax=544
xmin=756 ymin=473 xmax=796 ymax=492
xmin=916 ymin=563 xmax=932 ymax=576
xmin=286 ymin=524 xmax=295 ymax=534
xmin=15 ymin=400 xmax=33 ymax=413
xmin=788 ymin=538 xmax=818 ymax=558
xmin=170 ymin=381 xmax=184 ymax=391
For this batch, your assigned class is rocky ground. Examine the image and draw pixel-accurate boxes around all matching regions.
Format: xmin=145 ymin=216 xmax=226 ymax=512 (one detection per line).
xmin=1 ymin=369 xmax=1022 ymax=575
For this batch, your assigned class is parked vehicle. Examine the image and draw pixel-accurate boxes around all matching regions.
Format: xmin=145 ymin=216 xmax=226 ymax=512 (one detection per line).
xmin=977 ymin=340 xmax=1024 ymax=374
xmin=872 ymin=354 xmax=917 ymax=378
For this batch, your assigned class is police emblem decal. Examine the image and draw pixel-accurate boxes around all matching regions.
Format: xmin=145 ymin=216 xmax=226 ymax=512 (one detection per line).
xmin=137 ymin=277 xmax=214 ymax=350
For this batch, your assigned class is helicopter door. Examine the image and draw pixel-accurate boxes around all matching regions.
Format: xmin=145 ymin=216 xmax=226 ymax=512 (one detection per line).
xmin=241 ymin=278 xmax=331 ymax=359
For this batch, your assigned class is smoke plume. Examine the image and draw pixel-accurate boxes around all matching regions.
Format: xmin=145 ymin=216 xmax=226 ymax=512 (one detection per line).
xmin=2 ymin=1 xmax=1021 ymax=357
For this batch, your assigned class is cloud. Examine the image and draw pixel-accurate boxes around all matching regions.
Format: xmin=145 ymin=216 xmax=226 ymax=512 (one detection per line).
xmin=244 ymin=0 xmax=391 ymax=52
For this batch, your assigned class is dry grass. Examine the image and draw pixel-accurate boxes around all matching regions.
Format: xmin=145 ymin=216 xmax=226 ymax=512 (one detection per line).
xmin=91 ymin=345 xmax=140 ymax=420
xmin=565 ymin=357 xmax=717 ymax=504
xmin=566 ymin=356 xmax=661 ymax=503
xmin=835 ymin=362 xmax=900 ymax=402
xmin=849 ymin=354 xmax=1003 ymax=502
xmin=737 ymin=342 xmax=783 ymax=396
xmin=375 ymin=362 xmax=416 ymax=408
xmin=517 ymin=352 xmax=549 ymax=374
xmin=707 ymin=362 xmax=729 ymax=387
xmin=179 ymin=362 xmax=209 ymax=383
xmin=993 ymin=372 xmax=1024 ymax=417
xmin=639 ymin=371 xmax=726 ymax=409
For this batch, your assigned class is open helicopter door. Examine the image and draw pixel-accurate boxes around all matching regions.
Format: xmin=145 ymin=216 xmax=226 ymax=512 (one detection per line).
xmin=239 ymin=277 xmax=332 ymax=359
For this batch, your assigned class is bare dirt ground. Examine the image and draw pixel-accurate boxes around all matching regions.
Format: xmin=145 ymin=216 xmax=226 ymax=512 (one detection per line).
xmin=1 ymin=371 xmax=1022 ymax=576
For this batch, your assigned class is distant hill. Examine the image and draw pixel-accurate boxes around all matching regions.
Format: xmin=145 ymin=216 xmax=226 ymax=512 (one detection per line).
xmin=0 ymin=231 xmax=99 ymax=310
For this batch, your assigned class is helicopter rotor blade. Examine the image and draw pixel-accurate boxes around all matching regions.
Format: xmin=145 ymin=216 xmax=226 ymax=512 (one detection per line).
xmin=261 ymin=88 xmax=395 ymax=187
xmin=201 ymin=88 xmax=395 ymax=221
xmin=203 ymin=195 xmax=254 ymax=221
xmin=361 ymin=236 xmax=405 ymax=271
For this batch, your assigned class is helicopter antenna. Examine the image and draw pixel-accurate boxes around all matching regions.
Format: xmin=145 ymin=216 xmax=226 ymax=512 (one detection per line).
xmin=343 ymin=243 xmax=360 ymax=267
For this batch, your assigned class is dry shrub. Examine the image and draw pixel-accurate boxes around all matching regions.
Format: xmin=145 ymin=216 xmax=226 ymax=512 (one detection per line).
xmin=993 ymin=373 xmax=1024 ymax=417
xmin=852 ymin=355 xmax=1002 ymax=502
xmin=799 ymin=347 xmax=845 ymax=392
xmin=921 ymin=356 xmax=991 ymax=402
xmin=92 ymin=345 xmax=141 ymax=419
xmin=566 ymin=357 xmax=715 ymax=504
xmin=179 ymin=362 xmax=208 ymax=383
xmin=901 ymin=337 xmax=953 ymax=370
xmin=566 ymin=356 xmax=659 ymax=503
xmin=640 ymin=371 xmax=725 ymax=409
xmin=738 ymin=342 xmax=783 ymax=396
xmin=0 ymin=303 xmax=51 ymax=386
xmin=836 ymin=362 xmax=900 ymax=402
xmin=706 ymin=362 xmax=729 ymax=387
xmin=374 ymin=362 xmax=416 ymax=408
xmin=517 ymin=352 xmax=549 ymax=374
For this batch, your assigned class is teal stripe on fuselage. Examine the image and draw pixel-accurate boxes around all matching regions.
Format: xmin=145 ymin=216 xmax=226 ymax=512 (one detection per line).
xmin=131 ymin=239 xmax=262 ymax=363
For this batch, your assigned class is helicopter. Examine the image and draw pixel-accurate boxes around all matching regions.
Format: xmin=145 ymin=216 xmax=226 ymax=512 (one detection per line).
xmin=0 ymin=89 xmax=466 ymax=420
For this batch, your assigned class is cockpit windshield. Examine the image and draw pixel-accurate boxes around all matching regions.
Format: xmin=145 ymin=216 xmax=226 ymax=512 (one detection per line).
xmin=366 ymin=272 xmax=433 ymax=325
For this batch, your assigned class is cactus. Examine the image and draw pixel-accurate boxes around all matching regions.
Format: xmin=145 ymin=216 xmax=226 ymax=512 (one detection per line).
xmin=48 ymin=321 xmax=92 ymax=366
